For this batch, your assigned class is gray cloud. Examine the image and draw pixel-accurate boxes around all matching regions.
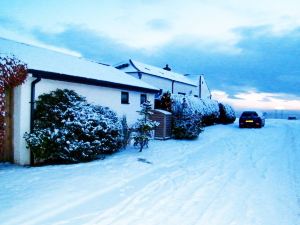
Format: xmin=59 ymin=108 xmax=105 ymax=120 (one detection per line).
xmin=30 ymin=24 xmax=300 ymax=98
xmin=32 ymin=25 xmax=145 ymax=65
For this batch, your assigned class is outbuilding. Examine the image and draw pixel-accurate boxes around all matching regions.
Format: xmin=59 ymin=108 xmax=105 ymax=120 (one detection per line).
xmin=116 ymin=59 xmax=211 ymax=99
xmin=0 ymin=38 xmax=158 ymax=165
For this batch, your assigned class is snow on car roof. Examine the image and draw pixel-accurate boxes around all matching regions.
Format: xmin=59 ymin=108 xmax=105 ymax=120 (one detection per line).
xmin=0 ymin=38 xmax=158 ymax=91
xmin=129 ymin=60 xmax=197 ymax=86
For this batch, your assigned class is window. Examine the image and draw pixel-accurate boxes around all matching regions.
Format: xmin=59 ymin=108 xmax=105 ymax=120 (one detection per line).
xmin=121 ymin=92 xmax=129 ymax=104
xmin=140 ymin=94 xmax=147 ymax=104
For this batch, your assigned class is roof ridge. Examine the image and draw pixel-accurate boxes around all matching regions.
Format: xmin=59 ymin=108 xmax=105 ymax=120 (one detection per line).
xmin=130 ymin=59 xmax=197 ymax=86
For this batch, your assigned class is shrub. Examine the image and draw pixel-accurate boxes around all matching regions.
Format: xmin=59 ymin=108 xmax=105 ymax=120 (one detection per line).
xmin=24 ymin=89 xmax=123 ymax=164
xmin=218 ymin=103 xmax=236 ymax=124
xmin=132 ymin=101 xmax=159 ymax=152
xmin=201 ymin=99 xmax=220 ymax=126
xmin=171 ymin=94 xmax=220 ymax=126
xmin=158 ymin=91 xmax=172 ymax=112
xmin=172 ymin=97 xmax=203 ymax=139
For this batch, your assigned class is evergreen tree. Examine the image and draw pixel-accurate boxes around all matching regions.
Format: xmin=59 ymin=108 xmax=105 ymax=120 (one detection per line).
xmin=133 ymin=101 xmax=159 ymax=152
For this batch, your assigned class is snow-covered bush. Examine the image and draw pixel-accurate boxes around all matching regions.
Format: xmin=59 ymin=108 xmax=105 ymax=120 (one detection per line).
xmin=218 ymin=103 xmax=236 ymax=124
xmin=171 ymin=94 xmax=220 ymax=126
xmin=132 ymin=101 xmax=159 ymax=152
xmin=172 ymin=97 xmax=203 ymax=139
xmin=24 ymin=89 xmax=123 ymax=164
xmin=201 ymin=99 xmax=220 ymax=126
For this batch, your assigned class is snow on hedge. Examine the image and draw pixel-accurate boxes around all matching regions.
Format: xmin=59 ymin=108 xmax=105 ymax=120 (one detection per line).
xmin=171 ymin=94 xmax=220 ymax=120
xmin=223 ymin=103 xmax=236 ymax=119
xmin=217 ymin=103 xmax=236 ymax=124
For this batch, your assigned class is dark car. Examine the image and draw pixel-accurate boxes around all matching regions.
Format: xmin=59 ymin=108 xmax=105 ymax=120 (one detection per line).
xmin=239 ymin=111 xmax=265 ymax=128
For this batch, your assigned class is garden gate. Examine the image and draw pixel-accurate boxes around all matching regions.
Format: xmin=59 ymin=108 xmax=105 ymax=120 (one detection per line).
xmin=0 ymin=88 xmax=14 ymax=162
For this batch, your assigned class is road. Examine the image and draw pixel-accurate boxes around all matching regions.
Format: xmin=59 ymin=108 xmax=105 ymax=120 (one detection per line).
xmin=1 ymin=119 xmax=300 ymax=225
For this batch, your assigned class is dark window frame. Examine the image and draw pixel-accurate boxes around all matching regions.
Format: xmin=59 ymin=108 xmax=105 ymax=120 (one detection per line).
xmin=121 ymin=91 xmax=129 ymax=104
xmin=140 ymin=94 xmax=147 ymax=105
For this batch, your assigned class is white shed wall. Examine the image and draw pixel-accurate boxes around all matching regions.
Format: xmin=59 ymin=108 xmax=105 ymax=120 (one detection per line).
xmin=13 ymin=76 xmax=155 ymax=165
xmin=35 ymin=79 xmax=154 ymax=125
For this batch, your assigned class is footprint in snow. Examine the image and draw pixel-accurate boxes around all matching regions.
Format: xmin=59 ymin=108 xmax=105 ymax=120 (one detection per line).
xmin=137 ymin=158 xmax=153 ymax=165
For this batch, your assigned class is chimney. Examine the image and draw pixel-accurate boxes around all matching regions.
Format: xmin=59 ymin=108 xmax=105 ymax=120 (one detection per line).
xmin=163 ymin=64 xmax=171 ymax=71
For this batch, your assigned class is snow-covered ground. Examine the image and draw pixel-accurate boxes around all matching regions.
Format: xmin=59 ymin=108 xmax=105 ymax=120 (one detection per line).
xmin=1 ymin=119 xmax=300 ymax=225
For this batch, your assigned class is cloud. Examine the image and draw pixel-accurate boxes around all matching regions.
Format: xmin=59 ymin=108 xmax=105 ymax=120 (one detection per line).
xmin=212 ymin=90 xmax=300 ymax=110
xmin=1 ymin=15 xmax=300 ymax=110
xmin=30 ymin=24 xmax=300 ymax=98
xmin=146 ymin=19 xmax=171 ymax=31
xmin=31 ymin=25 xmax=148 ymax=64
xmin=153 ymin=26 xmax=300 ymax=97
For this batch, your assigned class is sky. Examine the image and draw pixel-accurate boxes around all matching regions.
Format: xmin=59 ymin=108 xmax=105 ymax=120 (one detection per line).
xmin=0 ymin=0 xmax=300 ymax=111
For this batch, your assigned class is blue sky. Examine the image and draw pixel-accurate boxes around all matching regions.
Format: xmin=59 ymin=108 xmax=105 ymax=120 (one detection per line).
xmin=1 ymin=0 xmax=300 ymax=110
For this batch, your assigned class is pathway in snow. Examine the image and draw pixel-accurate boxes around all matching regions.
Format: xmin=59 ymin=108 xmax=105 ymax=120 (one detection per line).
xmin=0 ymin=119 xmax=300 ymax=225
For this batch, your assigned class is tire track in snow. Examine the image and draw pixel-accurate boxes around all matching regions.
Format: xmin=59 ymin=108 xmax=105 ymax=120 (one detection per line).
xmin=8 ymin=128 xmax=234 ymax=225
xmin=6 ymin=121 xmax=300 ymax=225
xmin=284 ymin=122 xmax=300 ymax=219
xmin=83 ymin=130 xmax=245 ymax=225
xmin=168 ymin=138 xmax=244 ymax=225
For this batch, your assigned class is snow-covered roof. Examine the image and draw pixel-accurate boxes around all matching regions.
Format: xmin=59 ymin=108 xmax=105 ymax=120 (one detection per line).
xmin=126 ymin=60 xmax=197 ymax=86
xmin=153 ymin=109 xmax=172 ymax=115
xmin=0 ymin=38 xmax=158 ymax=92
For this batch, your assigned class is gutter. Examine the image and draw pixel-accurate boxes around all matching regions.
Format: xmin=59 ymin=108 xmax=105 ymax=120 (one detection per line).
xmin=28 ymin=69 xmax=159 ymax=94
xmin=199 ymin=75 xmax=202 ymax=98
xmin=30 ymin=76 xmax=41 ymax=165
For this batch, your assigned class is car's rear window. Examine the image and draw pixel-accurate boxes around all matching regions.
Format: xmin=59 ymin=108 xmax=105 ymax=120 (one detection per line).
xmin=241 ymin=111 xmax=258 ymax=117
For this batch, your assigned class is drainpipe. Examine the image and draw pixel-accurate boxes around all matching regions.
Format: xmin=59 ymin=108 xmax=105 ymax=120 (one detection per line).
xmin=171 ymin=80 xmax=175 ymax=94
xmin=30 ymin=77 xmax=41 ymax=165
xmin=199 ymin=75 xmax=202 ymax=98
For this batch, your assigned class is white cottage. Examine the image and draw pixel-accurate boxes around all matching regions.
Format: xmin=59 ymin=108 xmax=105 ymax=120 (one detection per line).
xmin=0 ymin=38 xmax=158 ymax=165
xmin=116 ymin=59 xmax=211 ymax=99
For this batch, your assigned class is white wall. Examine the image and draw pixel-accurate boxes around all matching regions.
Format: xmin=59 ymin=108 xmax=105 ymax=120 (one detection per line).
xmin=173 ymin=81 xmax=198 ymax=96
xmin=35 ymin=79 xmax=154 ymax=124
xmin=130 ymin=72 xmax=197 ymax=95
xmin=199 ymin=75 xmax=211 ymax=99
xmin=13 ymin=75 xmax=155 ymax=165
xmin=13 ymin=76 xmax=33 ymax=165
xmin=141 ymin=74 xmax=172 ymax=93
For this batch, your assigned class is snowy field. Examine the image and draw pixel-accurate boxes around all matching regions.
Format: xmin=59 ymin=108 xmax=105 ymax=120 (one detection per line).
xmin=1 ymin=119 xmax=300 ymax=225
